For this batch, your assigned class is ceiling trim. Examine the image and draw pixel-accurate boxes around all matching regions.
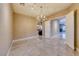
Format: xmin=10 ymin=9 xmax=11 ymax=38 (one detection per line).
xmin=47 ymin=4 xmax=76 ymax=20
xmin=13 ymin=12 xmax=36 ymax=19
xmin=11 ymin=4 xmax=76 ymax=20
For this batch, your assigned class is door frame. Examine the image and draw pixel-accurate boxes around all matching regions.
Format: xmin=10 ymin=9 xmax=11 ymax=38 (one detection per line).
xmin=74 ymin=10 xmax=77 ymax=51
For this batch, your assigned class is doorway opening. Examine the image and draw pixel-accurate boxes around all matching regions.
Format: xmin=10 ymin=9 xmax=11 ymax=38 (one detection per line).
xmin=58 ymin=17 xmax=66 ymax=39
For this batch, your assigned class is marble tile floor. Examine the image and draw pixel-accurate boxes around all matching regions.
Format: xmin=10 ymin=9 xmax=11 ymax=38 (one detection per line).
xmin=9 ymin=36 xmax=79 ymax=56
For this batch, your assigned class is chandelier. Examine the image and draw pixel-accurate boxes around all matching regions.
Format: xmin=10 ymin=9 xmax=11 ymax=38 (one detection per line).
xmin=37 ymin=15 xmax=47 ymax=25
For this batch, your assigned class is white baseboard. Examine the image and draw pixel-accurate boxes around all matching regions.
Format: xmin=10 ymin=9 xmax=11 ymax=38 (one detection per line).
xmin=6 ymin=40 xmax=14 ymax=56
xmin=13 ymin=36 xmax=37 ymax=42
xmin=6 ymin=36 xmax=38 ymax=56
xmin=6 ymin=34 xmax=60 ymax=55
xmin=65 ymin=42 xmax=74 ymax=50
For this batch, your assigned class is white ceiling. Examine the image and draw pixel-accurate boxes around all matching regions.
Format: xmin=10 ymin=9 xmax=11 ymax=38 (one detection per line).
xmin=12 ymin=3 xmax=72 ymax=17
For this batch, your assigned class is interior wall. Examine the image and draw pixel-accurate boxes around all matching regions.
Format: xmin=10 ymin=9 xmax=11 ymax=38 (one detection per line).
xmin=68 ymin=4 xmax=79 ymax=51
xmin=51 ymin=20 xmax=59 ymax=36
xmin=0 ymin=4 xmax=13 ymax=55
xmin=13 ymin=13 xmax=37 ymax=40
xmin=44 ymin=20 xmax=51 ymax=38
xmin=66 ymin=11 xmax=74 ymax=49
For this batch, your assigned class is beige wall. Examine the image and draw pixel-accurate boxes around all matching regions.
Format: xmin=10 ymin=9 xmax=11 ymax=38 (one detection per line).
xmin=77 ymin=7 xmax=79 ymax=49
xmin=68 ymin=4 xmax=79 ymax=50
xmin=0 ymin=4 xmax=13 ymax=55
xmin=13 ymin=13 xmax=37 ymax=39
xmin=66 ymin=11 xmax=75 ymax=49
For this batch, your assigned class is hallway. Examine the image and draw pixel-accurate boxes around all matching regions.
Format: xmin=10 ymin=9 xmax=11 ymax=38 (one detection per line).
xmin=9 ymin=35 xmax=79 ymax=56
xmin=1 ymin=3 xmax=79 ymax=56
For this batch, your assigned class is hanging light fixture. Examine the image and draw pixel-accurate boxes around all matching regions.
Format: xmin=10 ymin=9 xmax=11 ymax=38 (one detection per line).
xmin=36 ymin=4 xmax=48 ymax=25
xmin=20 ymin=3 xmax=48 ymax=23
